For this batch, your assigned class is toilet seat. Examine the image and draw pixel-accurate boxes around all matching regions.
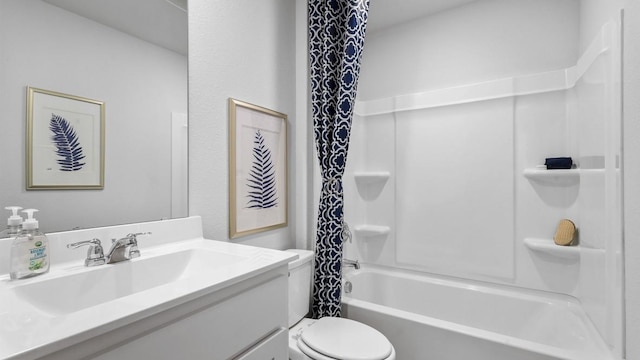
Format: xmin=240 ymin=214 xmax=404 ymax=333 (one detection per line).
xmin=297 ymin=317 xmax=394 ymax=360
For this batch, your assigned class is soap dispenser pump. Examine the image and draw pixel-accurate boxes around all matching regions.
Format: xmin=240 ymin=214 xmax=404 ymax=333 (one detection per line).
xmin=10 ymin=209 xmax=50 ymax=280
xmin=0 ymin=206 xmax=23 ymax=239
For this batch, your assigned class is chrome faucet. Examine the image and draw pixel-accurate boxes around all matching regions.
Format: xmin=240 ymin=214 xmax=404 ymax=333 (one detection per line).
xmin=343 ymin=258 xmax=360 ymax=270
xmin=67 ymin=238 xmax=106 ymax=267
xmin=106 ymin=232 xmax=150 ymax=264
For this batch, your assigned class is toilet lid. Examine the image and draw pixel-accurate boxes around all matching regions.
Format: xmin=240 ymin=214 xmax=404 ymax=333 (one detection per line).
xmin=300 ymin=317 xmax=392 ymax=360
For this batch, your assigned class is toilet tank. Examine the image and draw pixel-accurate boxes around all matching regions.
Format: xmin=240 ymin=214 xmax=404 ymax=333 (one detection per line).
xmin=286 ymin=249 xmax=314 ymax=327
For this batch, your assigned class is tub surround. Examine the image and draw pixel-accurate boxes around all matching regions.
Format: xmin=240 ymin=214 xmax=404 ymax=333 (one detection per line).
xmin=353 ymin=20 xmax=614 ymax=117
xmin=0 ymin=216 xmax=296 ymax=360
xmin=345 ymin=16 xmax=623 ymax=353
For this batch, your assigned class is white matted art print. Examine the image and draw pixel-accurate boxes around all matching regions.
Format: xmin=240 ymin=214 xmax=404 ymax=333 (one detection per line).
xmin=27 ymin=87 xmax=105 ymax=190
xmin=229 ymin=98 xmax=287 ymax=238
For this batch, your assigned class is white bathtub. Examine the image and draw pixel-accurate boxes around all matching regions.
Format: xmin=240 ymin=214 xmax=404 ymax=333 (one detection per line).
xmin=341 ymin=266 xmax=614 ymax=360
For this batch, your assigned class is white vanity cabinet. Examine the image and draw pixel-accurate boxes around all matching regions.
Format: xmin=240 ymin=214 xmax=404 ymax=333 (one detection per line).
xmin=0 ymin=218 xmax=295 ymax=360
xmin=59 ymin=268 xmax=289 ymax=360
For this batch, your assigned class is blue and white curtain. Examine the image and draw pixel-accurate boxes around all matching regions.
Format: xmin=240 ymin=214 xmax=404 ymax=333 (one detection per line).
xmin=309 ymin=0 xmax=370 ymax=319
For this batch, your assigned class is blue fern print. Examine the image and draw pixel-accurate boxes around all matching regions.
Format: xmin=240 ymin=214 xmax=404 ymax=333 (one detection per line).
xmin=49 ymin=114 xmax=86 ymax=172
xmin=246 ymin=130 xmax=278 ymax=209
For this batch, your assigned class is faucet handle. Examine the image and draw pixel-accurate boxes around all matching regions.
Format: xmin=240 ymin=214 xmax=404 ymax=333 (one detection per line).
xmin=113 ymin=232 xmax=151 ymax=244
xmin=67 ymin=238 xmax=106 ymax=267
xmin=342 ymin=222 xmax=352 ymax=244
xmin=126 ymin=232 xmax=149 ymax=258
xmin=132 ymin=232 xmax=152 ymax=236
xmin=112 ymin=232 xmax=149 ymax=257
xmin=129 ymin=231 xmax=152 ymax=240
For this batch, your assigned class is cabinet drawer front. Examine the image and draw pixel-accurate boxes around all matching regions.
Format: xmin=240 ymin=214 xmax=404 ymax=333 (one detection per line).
xmin=89 ymin=271 xmax=288 ymax=360
xmin=235 ymin=328 xmax=288 ymax=360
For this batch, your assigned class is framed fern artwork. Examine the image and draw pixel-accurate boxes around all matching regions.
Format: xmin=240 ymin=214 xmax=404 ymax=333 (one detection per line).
xmin=229 ymin=98 xmax=287 ymax=238
xmin=26 ymin=87 xmax=105 ymax=190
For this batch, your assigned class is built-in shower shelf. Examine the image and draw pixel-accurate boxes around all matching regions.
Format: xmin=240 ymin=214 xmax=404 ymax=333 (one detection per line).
xmin=524 ymin=238 xmax=579 ymax=260
xmin=353 ymin=171 xmax=391 ymax=185
xmin=523 ymin=168 xmax=579 ymax=186
xmin=353 ymin=225 xmax=390 ymax=237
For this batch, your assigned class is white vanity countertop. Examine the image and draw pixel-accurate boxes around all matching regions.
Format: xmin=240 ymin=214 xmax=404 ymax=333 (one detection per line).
xmin=0 ymin=237 xmax=297 ymax=360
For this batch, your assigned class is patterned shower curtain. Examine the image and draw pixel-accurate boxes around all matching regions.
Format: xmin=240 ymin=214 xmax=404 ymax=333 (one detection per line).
xmin=309 ymin=0 xmax=370 ymax=319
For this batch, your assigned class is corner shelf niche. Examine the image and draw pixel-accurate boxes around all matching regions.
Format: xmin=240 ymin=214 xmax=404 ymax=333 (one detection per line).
xmin=353 ymin=171 xmax=391 ymax=185
xmin=523 ymin=168 xmax=579 ymax=186
xmin=524 ymin=238 xmax=579 ymax=260
xmin=353 ymin=225 xmax=390 ymax=237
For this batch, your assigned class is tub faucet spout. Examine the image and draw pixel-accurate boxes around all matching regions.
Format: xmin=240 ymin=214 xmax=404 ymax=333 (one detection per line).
xmin=343 ymin=258 xmax=360 ymax=270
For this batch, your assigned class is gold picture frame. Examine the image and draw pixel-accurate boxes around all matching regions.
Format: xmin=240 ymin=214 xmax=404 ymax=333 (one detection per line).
xmin=26 ymin=87 xmax=105 ymax=190
xmin=229 ymin=98 xmax=287 ymax=238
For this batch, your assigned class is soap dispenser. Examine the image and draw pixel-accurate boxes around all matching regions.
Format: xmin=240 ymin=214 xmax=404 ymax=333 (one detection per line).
xmin=0 ymin=206 xmax=23 ymax=239
xmin=10 ymin=209 xmax=50 ymax=280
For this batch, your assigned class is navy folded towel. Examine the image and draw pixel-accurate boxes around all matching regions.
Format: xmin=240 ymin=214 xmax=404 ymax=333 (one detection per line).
xmin=545 ymin=157 xmax=573 ymax=169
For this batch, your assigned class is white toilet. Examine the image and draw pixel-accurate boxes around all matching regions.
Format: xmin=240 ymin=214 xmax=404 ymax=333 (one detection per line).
xmin=286 ymin=249 xmax=396 ymax=360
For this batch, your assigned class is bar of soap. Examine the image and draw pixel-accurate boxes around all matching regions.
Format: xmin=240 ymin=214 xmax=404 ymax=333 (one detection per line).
xmin=554 ymin=219 xmax=576 ymax=246
xmin=545 ymin=157 xmax=573 ymax=169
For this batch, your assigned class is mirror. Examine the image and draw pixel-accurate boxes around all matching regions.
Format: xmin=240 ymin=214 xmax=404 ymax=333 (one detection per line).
xmin=0 ymin=0 xmax=188 ymax=232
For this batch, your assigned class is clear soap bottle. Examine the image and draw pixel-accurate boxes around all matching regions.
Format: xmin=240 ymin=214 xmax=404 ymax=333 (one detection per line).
xmin=0 ymin=206 xmax=23 ymax=239
xmin=10 ymin=209 xmax=50 ymax=280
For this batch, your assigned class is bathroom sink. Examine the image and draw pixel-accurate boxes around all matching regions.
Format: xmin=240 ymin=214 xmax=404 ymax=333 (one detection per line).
xmin=0 ymin=218 xmax=298 ymax=360
xmin=13 ymin=247 xmax=247 ymax=315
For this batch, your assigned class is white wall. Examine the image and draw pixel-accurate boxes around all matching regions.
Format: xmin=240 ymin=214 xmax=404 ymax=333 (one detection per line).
xmin=580 ymin=0 xmax=625 ymax=53
xmin=295 ymin=1 xmax=313 ymax=250
xmin=623 ymin=2 xmax=640 ymax=359
xmin=0 ymin=0 xmax=187 ymax=232
xmin=188 ymin=0 xmax=299 ymax=249
xmin=357 ymin=0 xmax=579 ymax=101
